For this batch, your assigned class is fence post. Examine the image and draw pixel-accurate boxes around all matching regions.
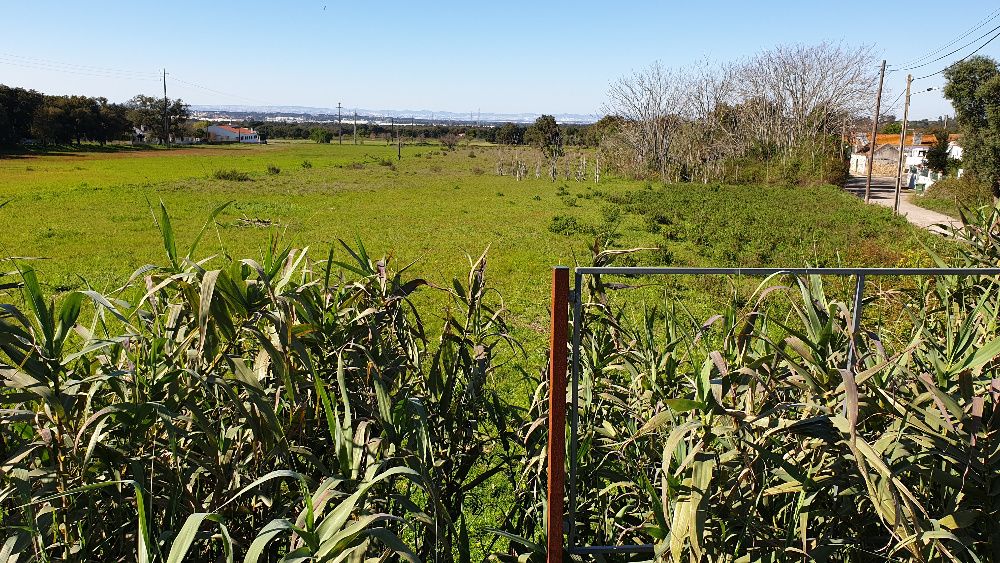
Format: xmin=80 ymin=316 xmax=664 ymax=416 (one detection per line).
xmin=547 ymin=266 xmax=569 ymax=563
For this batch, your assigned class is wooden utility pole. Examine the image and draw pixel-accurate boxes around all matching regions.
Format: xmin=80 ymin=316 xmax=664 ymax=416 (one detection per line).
xmin=162 ymin=68 xmax=169 ymax=147
xmin=353 ymin=111 xmax=357 ymax=145
xmin=893 ymin=74 xmax=913 ymax=214
xmin=337 ymin=102 xmax=342 ymax=145
xmin=841 ymin=118 xmax=847 ymax=160
xmin=397 ymin=122 xmax=402 ymax=160
xmin=864 ymin=60 xmax=887 ymax=203
xmin=546 ymin=267 xmax=569 ymax=563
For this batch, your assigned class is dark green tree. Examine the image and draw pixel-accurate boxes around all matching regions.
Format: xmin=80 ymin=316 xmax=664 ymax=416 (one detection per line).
xmin=495 ymin=122 xmax=523 ymax=145
xmin=0 ymin=85 xmax=44 ymax=145
xmin=126 ymin=94 xmax=189 ymax=144
xmin=881 ymin=121 xmax=902 ymax=134
xmin=525 ymin=114 xmax=563 ymax=157
xmin=943 ymin=55 xmax=1000 ymax=197
xmin=310 ymin=127 xmax=333 ymax=143
xmin=925 ymin=130 xmax=951 ymax=173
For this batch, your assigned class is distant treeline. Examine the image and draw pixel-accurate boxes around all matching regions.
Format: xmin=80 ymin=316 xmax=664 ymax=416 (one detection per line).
xmin=0 ymin=84 xmax=189 ymax=146
xmin=251 ymin=119 xmax=613 ymax=147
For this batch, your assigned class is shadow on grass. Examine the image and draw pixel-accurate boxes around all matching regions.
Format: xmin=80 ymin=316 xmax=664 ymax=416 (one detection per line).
xmin=0 ymin=143 xmax=176 ymax=159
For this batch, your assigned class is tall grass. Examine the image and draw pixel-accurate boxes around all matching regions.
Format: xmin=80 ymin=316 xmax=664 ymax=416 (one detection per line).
xmin=1 ymin=203 xmax=522 ymax=561
xmin=500 ymin=208 xmax=1000 ymax=562
xmin=4 ymin=201 xmax=1000 ymax=562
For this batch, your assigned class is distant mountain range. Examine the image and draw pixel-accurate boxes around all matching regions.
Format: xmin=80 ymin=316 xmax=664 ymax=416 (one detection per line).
xmin=189 ymin=104 xmax=597 ymax=125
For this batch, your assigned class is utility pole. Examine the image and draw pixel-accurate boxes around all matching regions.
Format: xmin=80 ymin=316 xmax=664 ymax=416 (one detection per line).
xmin=893 ymin=74 xmax=913 ymax=214
xmin=841 ymin=118 xmax=847 ymax=160
xmin=353 ymin=111 xmax=357 ymax=145
xmin=337 ymin=102 xmax=342 ymax=145
xmin=389 ymin=116 xmax=393 ymax=146
xmin=162 ymin=68 xmax=169 ymax=147
xmin=397 ymin=120 xmax=402 ymax=160
xmin=864 ymin=60 xmax=886 ymax=203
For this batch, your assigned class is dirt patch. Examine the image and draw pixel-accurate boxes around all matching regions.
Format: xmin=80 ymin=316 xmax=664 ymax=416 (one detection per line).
xmin=4 ymin=145 xmax=272 ymax=162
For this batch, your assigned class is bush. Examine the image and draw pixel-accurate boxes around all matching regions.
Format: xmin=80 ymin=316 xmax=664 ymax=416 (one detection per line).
xmin=310 ymin=128 xmax=333 ymax=143
xmin=266 ymin=164 xmax=281 ymax=175
xmin=916 ymin=175 xmax=994 ymax=218
xmin=301 ymin=160 xmax=313 ymax=169
xmin=549 ymin=213 xmax=585 ymax=235
xmin=212 ymin=169 xmax=251 ymax=181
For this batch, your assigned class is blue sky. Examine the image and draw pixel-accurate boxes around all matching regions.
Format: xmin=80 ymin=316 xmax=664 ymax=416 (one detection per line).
xmin=2 ymin=1 xmax=998 ymax=119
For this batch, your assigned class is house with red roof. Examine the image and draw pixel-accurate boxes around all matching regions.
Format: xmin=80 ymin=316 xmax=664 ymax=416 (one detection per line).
xmin=206 ymin=124 xmax=261 ymax=143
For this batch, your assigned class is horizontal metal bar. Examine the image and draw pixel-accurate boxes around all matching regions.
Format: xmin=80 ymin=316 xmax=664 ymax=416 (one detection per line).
xmin=574 ymin=267 xmax=1000 ymax=277
xmin=568 ymin=544 xmax=655 ymax=555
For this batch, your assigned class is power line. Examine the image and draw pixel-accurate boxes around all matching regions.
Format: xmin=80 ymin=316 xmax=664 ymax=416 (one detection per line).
xmin=168 ymin=75 xmax=275 ymax=106
xmin=0 ymin=57 xmax=159 ymax=81
xmin=0 ymin=50 xmax=275 ymax=107
xmin=895 ymin=7 xmax=1000 ymax=68
xmin=895 ymin=22 xmax=1000 ymax=71
xmin=0 ymin=51 xmax=160 ymax=79
xmin=915 ymin=27 xmax=1000 ymax=80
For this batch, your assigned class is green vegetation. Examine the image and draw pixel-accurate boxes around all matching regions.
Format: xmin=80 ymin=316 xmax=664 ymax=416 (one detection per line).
xmin=0 ymin=142 xmax=937 ymax=327
xmin=604 ymin=181 xmax=926 ymax=267
xmin=915 ymin=176 xmax=994 ymax=219
xmin=2 ymin=189 xmax=997 ymax=561
xmin=503 ymin=214 xmax=1000 ymax=559
xmin=943 ymin=55 xmax=1000 ymax=198
xmin=0 ymin=135 xmax=989 ymax=563
xmin=0 ymin=84 xmax=190 ymax=146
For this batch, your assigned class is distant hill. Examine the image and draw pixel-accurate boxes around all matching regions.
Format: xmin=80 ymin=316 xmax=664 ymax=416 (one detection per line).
xmin=189 ymin=105 xmax=597 ymax=125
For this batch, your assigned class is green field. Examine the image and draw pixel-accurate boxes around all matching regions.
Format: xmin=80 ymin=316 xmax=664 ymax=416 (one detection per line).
xmin=0 ymin=139 xmax=974 ymax=562
xmin=0 ymin=141 xmax=944 ymax=356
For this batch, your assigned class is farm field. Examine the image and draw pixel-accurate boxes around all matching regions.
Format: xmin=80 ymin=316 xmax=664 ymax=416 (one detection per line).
xmin=0 ymin=141 xmax=945 ymax=353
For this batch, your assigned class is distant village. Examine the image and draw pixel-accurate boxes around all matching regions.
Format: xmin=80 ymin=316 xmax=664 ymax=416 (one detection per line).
xmin=848 ymin=130 xmax=963 ymax=190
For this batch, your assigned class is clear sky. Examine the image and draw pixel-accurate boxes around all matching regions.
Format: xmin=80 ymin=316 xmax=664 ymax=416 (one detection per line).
xmin=2 ymin=1 xmax=999 ymax=119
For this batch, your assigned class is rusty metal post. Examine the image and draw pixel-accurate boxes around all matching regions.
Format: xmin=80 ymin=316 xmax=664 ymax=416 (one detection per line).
xmin=547 ymin=266 xmax=569 ymax=563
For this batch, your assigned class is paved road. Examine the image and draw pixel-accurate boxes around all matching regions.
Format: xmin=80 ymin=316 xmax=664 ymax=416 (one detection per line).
xmin=844 ymin=175 xmax=959 ymax=234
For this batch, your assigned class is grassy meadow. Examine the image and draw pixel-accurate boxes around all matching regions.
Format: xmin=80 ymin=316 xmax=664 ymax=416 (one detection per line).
xmin=1 ymin=140 xmax=945 ymax=357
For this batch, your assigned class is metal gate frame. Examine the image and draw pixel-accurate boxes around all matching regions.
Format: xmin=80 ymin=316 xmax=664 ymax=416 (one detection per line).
xmin=546 ymin=266 xmax=1000 ymax=562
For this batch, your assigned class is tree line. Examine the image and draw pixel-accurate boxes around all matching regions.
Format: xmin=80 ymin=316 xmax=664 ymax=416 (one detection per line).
xmin=599 ymin=42 xmax=879 ymax=185
xmin=252 ymin=117 xmax=602 ymax=147
xmin=0 ymin=84 xmax=190 ymax=146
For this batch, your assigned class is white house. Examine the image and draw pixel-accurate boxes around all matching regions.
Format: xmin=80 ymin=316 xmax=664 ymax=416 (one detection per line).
xmin=206 ymin=125 xmax=261 ymax=143
xmin=948 ymin=141 xmax=963 ymax=160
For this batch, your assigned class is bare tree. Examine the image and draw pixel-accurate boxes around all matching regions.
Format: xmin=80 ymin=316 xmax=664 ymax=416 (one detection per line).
xmin=604 ymin=61 xmax=690 ymax=179
xmin=602 ymin=43 xmax=878 ymax=184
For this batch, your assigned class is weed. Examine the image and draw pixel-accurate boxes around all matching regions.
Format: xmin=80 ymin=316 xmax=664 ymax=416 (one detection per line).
xmin=212 ymin=169 xmax=251 ymax=181
xmin=549 ymin=213 xmax=585 ymax=235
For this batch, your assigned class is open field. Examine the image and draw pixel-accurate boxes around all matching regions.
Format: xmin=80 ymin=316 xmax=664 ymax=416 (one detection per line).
xmin=1 ymin=141 xmax=946 ymax=347
xmin=0 ymin=136 xmax=982 ymax=563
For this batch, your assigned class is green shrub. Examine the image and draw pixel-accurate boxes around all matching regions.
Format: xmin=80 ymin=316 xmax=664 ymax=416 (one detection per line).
xmin=916 ymin=175 xmax=993 ymax=218
xmin=549 ymin=213 xmax=585 ymax=235
xmin=212 ymin=169 xmax=251 ymax=181
xmin=266 ymin=163 xmax=280 ymax=175
xmin=301 ymin=160 xmax=313 ymax=169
